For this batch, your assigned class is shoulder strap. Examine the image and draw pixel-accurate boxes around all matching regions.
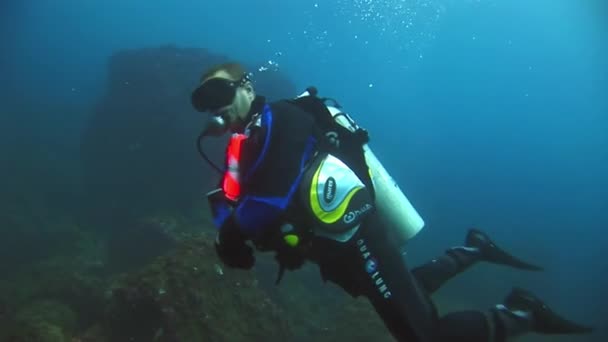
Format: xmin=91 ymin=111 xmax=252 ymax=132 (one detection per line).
xmin=287 ymin=87 xmax=355 ymax=147
xmin=286 ymin=86 xmax=338 ymax=132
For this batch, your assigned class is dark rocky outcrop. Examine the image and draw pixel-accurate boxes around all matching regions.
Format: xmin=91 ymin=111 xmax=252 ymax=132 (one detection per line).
xmin=103 ymin=232 xmax=292 ymax=342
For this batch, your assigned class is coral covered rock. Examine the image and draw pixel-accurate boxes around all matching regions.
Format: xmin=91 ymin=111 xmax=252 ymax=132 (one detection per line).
xmin=103 ymin=232 xmax=292 ymax=341
xmin=1 ymin=299 xmax=77 ymax=342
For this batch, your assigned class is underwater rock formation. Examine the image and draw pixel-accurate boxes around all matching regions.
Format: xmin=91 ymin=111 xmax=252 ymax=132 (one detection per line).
xmin=0 ymin=214 xmax=394 ymax=341
xmin=105 ymin=215 xmax=180 ymax=274
xmin=103 ymin=232 xmax=292 ymax=341
xmin=80 ymin=45 xmax=297 ymax=228
xmin=0 ymin=256 xmax=107 ymax=341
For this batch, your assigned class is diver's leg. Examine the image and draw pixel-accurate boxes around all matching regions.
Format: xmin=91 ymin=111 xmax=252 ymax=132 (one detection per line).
xmin=412 ymin=228 xmax=543 ymax=295
xmin=410 ymin=245 xmax=481 ymax=295
xmin=352 ymin=220 xmax=439 ymax=341
xmin=309 ymin=217 xmax=440 ymax=340
xmin=313 ymin=220 xmax=591 ymax=341
xmin=353 ymin=218 xmax=496 ymax=341
xmin=352 ymin=219 xmax=579 ymax=342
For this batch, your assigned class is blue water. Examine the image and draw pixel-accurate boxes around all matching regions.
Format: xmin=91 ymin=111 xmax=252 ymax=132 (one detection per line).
xmin=2 ymin=0 xmax=606 ymax=340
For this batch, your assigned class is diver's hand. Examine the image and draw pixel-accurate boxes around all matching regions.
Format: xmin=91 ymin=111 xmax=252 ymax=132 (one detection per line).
xmin=214 ymin=234 xmax=255 ymax=270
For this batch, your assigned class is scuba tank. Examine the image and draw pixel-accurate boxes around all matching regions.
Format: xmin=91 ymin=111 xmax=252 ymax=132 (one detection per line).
xmin=297 ymin=90 xmax=425 ymax=245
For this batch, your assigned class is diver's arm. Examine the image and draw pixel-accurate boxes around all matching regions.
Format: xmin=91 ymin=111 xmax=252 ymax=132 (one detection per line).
xmin=209 ymin=124 xmax=266 ymax=270
xmin=208 ymin=187 xmax=255 ymax=269
xmin=214 ymin=215 xmax=255 ymax=269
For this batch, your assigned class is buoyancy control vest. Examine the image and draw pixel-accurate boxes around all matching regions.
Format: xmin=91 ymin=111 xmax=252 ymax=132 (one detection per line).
xmin=207 ymin=87 xmax=426 ymax=284
xmin=213 ymin=91 xmax=376 ymax=244
xmin=224 ymin=100 xmax=318 ymax=240
xmin=222 ymin=91 xmax=377 ymax=285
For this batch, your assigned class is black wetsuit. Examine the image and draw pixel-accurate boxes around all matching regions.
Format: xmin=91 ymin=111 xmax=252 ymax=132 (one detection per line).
xmin=310 ymin=212 xmax=495 ymax=342
xmin=213 ymin=96 xmax=502 ymax=342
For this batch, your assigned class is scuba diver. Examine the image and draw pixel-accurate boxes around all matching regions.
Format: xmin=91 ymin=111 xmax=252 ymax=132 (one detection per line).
xmin=191 ymin=62 xmax=593 ymax=341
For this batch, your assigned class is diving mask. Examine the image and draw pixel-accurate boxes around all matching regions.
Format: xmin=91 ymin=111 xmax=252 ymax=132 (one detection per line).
xmin=191 ymin=75 xmax=249 ymax=113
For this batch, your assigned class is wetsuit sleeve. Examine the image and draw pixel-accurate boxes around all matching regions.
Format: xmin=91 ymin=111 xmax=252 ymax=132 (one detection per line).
xmin=214 ymin=215 xmax=255 ymax=269
xmin=212 ymin=188 xmax=257 ymax=269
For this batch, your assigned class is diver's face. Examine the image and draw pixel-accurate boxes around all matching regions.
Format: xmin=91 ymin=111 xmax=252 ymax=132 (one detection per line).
xmin=214 ymin=83 xmax=254 ymax=131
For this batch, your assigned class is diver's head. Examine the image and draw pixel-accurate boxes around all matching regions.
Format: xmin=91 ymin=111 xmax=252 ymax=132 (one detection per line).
xmin=191 ymin=62 xmax=255 ymax=132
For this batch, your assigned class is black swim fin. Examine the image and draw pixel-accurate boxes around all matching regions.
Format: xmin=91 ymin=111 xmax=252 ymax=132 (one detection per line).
xmin=503 ymin=287 xmax=594 ymax=334
xmin=465 ymin=228 xmax=543 ymax=271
